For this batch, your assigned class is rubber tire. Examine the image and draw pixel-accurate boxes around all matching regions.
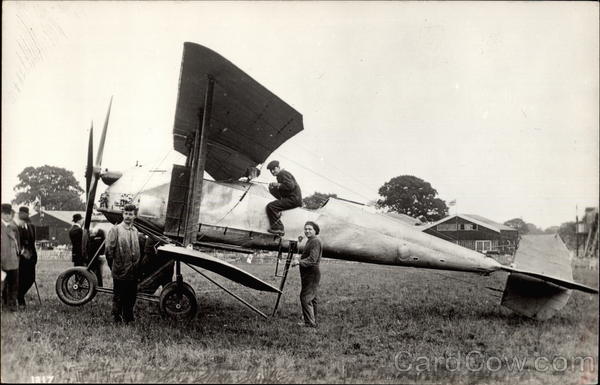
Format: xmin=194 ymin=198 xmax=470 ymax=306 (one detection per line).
xmin=55 ymin=267 xmax=98 ymax=306
xmin=159 ymin=281 xmax=198 ymax=320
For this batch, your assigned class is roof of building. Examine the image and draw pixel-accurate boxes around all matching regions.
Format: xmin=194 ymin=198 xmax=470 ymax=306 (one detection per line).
xmin=421 ymin=213 xmax=517 ymax=233
xmin=30 ymin=210 xmax=107 ymax=225
xmin=381 ymin=212 xmax=424 ymax=226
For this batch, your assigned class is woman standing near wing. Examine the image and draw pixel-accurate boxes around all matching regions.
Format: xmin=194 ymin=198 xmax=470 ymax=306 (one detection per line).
xmin=292 ymin=221 xmax=322 ymax=328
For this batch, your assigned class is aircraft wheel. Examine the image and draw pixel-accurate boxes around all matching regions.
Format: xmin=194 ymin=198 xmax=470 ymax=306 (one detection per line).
xmin=159 ymin=282 xmax=198 ymax=320
xmin=56 ymin=267 xmax=98 ymax=306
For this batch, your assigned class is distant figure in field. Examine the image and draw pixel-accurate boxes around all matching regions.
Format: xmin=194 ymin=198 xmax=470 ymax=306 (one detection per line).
xmin=265 ymin=160 xmax=302 ymax=236
xmin=105 ymin=204 xmax=141 ymax=324
xmin=16 ymin=206 xmax=37 ymax=308
xmin=1 ymin=204 xmax=20 ymax=311
xmin=69 ymin=213 xmax=85 ymax=267
xmin=292 ymin=221 xmax=322 ymax=328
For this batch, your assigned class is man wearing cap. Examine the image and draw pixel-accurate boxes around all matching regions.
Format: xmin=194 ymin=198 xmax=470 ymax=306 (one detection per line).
xmin=16 ymin=206 xmax=37 ymax=307
xmin=105 ymin=203 xmax=141 ymax=324
xmin=265 ymin=160 xmax=302 ymax=236
xmin=1 ymin=204 xmax=20 ymax=311
xmin=69 ymin=213 xmax=85 ymax=267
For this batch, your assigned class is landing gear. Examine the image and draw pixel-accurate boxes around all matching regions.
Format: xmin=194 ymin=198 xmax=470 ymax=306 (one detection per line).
xmin=159 ymin=281 xmax=198 ymax=320
xmin=55 ymin=267 xmax=98 ymax=306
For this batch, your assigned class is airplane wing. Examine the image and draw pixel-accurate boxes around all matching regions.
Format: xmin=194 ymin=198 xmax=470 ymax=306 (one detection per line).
xmin=157 ymin=244 xmax=281 ymax=293
xmin=173 ymin=42 xmax=303 ymax=181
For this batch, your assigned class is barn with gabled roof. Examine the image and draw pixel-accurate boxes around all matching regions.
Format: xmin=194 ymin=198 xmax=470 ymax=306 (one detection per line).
xmin=421 ymin=213 xmax=519 ymax=255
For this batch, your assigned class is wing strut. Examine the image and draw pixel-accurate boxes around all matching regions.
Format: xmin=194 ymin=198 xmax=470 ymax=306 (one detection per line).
xmin=184 ymin=262 xmax=269 ymax=319
xmin=182 ymin=75 xmax=215 ymax=246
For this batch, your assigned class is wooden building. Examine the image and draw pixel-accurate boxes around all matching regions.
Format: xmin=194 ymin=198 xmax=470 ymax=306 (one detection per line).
xmin=422 ymin=214 xmax=519 ymax=255
xmin=29 ymin=211 xmax=109 ymax=247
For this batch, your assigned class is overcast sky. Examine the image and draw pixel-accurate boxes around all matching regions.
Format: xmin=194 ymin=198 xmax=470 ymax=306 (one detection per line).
xmin=2 ymin=1 xmax=598 ymax=229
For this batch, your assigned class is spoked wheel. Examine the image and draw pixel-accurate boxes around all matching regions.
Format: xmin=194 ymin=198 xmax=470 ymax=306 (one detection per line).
xmin=159 ymin=282 xmax=198 ymax=320
xmin=56 ymin=267 xmax=98 ymax=306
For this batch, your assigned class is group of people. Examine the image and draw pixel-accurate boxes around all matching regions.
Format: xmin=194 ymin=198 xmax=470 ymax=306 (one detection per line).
xmin=1 ymin=205 xmax=38 ymax=311
xmin=2 ymin=160 xmax=322 ymax=328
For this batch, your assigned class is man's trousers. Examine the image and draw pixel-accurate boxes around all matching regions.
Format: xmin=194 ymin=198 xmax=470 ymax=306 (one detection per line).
xmin=300 ymin=266 xmax=321 ymax=327
xmin=112 ymin=279 xmax=138 ymax=323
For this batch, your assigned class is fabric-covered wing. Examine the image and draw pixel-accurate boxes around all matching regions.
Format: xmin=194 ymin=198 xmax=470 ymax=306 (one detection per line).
xmin=157 ymin=245 xmax=280 ymax=293
xmin=173 ymin=42 xmax=303 ymax=181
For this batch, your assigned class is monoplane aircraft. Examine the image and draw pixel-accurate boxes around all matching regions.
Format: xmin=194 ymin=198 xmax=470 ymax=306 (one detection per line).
xmin=55 ymin=42 xmax=598 ymax=321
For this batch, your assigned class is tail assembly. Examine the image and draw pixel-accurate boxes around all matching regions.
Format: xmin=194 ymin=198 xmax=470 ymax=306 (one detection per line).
xmin=499 ymin=234 xmax=598 ymax=320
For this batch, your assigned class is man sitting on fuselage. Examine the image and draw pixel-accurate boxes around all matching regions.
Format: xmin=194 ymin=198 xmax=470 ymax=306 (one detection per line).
xmin=265 ymin=160 xmax=302 ymax=236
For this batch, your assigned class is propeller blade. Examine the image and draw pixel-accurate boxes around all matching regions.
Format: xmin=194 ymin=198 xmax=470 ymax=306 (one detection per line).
xmin=85 ymin=122 xmax=94 ymax=197
xmin=95 ymin=96 xmax=113 ymax=167
xmin=83 ymin=173 xmax=100 ymax=231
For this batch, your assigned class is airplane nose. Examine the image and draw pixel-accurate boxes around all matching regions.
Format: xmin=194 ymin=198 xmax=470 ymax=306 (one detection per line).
xmin=100 ymin=170 xmax=123 ymax=185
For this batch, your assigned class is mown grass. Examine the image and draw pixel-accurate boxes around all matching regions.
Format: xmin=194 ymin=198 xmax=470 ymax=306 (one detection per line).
xmin=1 ymin=256 xmax=598 ymax=384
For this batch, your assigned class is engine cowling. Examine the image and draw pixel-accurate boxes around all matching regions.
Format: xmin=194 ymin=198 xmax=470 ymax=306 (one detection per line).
xmin=100 ymin=169 xmax=123 ymax=186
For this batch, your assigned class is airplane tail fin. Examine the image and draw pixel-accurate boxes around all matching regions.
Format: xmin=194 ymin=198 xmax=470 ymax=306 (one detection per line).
xmin=499 ymin=234 xmax=598 ymax=320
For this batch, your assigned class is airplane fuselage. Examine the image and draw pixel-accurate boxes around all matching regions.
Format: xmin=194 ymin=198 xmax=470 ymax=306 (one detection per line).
xmin=98 ymin=165 xmax=503 ymax=275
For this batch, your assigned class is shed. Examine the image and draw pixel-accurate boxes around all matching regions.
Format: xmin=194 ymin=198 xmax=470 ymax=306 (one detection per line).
xmin=421 ymin=213 xmax=519 ymax=254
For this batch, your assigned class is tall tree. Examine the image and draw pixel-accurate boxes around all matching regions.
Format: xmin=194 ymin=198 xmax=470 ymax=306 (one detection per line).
xmin=376 ymin=175 xmax=448 ymax=221
xmin=13 ymin=165 xmax=85 ymax=210
xmin=303 ymin=192 xmax=338 ymax=210
xmin=526 ymin=222 xmax=544 ymax=234
xmin=558 ymin=221 xmax=577 ymax=250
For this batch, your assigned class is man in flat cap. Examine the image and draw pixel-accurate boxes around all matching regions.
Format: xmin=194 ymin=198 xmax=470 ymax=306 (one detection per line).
xmin=1 ymin=204 xmax=20 ymax=311
xmin=69 ymin=213 xmax=85 ymax=267
xmin=16 ymin=206 xmax=37 ymax=307
xmin=265 ymin=160 xmax=302 ymax=236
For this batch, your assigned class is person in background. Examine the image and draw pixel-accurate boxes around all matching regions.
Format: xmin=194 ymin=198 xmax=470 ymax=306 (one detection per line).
xmin=69 ymin=213 xmax=85 ymax=267
xmin=265 ymin=160 xmax=302 ymax=236
xmin=105 ymin=204 xmax=141 ymax=324
xmin=1 ymin=204 xmax=20 ymax=311
xmin=87 ymin=227 xmax=106 ymax=287
xmin=16 ymin=206 xmax=37 ymax=308
xmin=291 ymin=221 xmax=322 ymax=328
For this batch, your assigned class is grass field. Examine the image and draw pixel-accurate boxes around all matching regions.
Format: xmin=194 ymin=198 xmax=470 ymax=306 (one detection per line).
xmin=1 ymin=255 xmax=598 ymax=384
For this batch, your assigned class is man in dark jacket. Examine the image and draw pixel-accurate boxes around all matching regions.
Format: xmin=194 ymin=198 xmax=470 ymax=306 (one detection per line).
xmin=69 ymin=214 xmax=85 ymax=266
xmin=265 ymin=160 xmax=302 ymax=236
xmin=2 ymin=204 xmax=20 ymax=311
xmin=16 ymin=207 xmax=37 ymax=307
xmin=105 ymin=204 xmax=141 ymax=323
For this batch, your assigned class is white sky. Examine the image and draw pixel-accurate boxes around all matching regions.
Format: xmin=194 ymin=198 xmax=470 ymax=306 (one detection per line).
xmin=2 ymin=1 xmax=598 ymax=229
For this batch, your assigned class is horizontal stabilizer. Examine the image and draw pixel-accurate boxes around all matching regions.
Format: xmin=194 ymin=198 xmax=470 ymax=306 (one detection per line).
xmin=501 ymin=266 xmax=598 ymax=294
xmin=157 ymin=244 xmax=281 ymax=293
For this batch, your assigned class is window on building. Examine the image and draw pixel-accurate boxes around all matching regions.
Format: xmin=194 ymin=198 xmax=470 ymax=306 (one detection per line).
xmin=475 ymin=240 xmax=492 ymax=252
xmin=438 ymin=223 xmax=458 ymax=231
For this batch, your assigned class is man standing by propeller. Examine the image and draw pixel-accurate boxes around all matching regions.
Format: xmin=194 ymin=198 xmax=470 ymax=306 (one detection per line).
xmin=105 ymin=203 xmax=141 ymax=324
xmin=265 ymin=160 xmax=303 ymax=236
